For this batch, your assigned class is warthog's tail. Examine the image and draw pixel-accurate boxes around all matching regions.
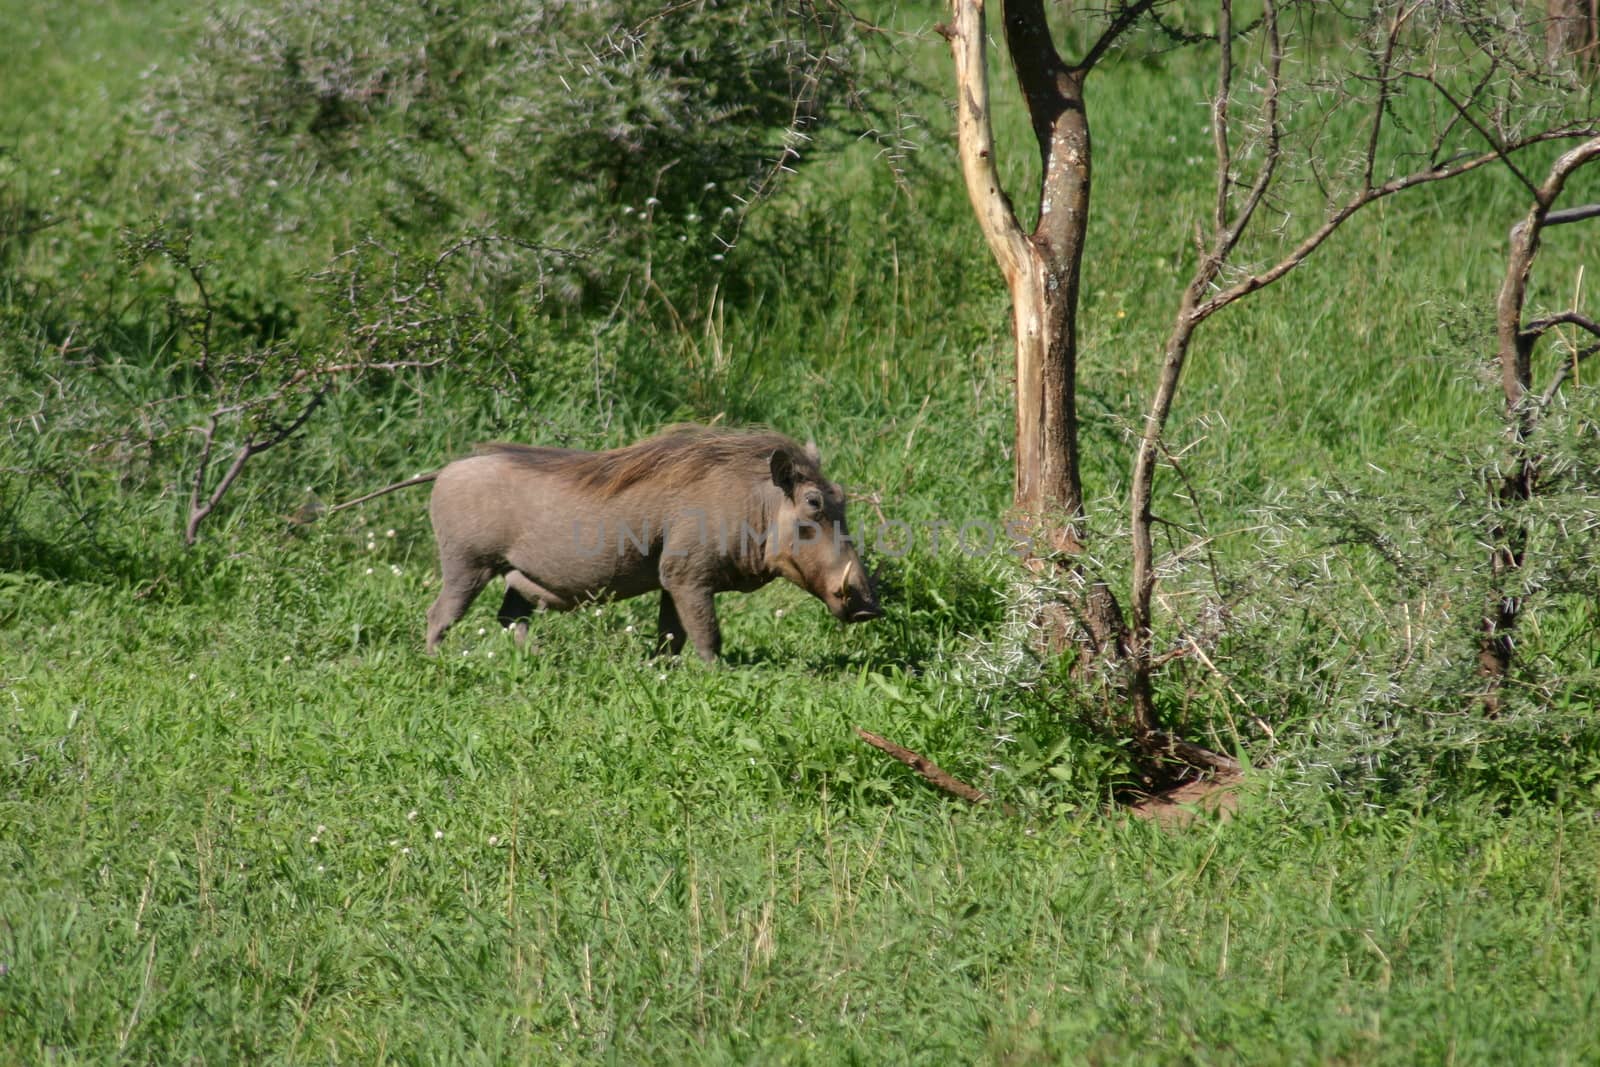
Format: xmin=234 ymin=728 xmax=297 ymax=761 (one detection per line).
xmin=320 ymin=471 xmax=440 ymax=517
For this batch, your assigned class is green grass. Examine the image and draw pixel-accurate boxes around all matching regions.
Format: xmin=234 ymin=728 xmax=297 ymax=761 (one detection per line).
xmin=5 ymin=0 xmax=1600 ymax=1061
xmin=6 ymin=567 xmax=1600 ymax=1063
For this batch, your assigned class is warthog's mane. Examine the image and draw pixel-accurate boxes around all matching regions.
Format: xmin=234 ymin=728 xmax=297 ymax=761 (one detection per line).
xmin=478 ymin=425 xmax=822 ymax=497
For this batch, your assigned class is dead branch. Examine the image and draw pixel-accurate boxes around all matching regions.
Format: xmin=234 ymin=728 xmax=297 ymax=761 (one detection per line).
xmin=1544 ymin=202 xmax=1600 ymax=226
xmin=941 ymin=0 xmax=1028 ymax=281
xmin=184 ymin=387 xmax=330 ymax=545
xmin=853 ymin=727 xmax=1014 ymax=812
xmin=1080 ymin=0 xmax=1157 ymax=73
xmin=1525 ymin=310 xmax=1600 ymax=339
xmin=1208 ymin=0 xmax=1283 ymax=270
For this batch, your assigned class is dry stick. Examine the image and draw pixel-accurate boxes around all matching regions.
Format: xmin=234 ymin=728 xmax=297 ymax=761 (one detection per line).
xmin=853 ymin=728 xmax=1016 ymax=814
xmin=857 ymin=721 xmax=1241 ymax=797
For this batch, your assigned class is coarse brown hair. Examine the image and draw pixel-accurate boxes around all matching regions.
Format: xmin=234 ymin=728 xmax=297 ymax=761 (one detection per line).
xmin=478 ymin=425 xmax=822 ymax=497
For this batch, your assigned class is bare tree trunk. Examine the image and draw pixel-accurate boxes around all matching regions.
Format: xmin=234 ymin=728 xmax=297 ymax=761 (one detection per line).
xmin=941 ymin=0 xmax=1147 ymax=657
xmin=1127 ymin=0 xmax=1280 ymax=740
xmin=1480 ymin=136 xmax=1600 ymax=711
xmin=999 ymin=0 xmax=1090 ymax=537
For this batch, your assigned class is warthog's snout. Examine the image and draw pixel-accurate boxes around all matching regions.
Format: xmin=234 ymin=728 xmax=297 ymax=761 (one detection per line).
xmin=828 ymin=558 xmax=881 ymax=624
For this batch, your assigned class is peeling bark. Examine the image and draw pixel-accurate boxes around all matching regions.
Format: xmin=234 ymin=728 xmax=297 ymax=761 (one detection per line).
xmin=943 ymin=0 xmax=1144 ymax=657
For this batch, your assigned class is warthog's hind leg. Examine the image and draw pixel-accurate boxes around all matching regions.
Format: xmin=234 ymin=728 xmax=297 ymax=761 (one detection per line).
xmin=496 ymin=584 xmax=534 ymax=645
xmin=426 ymin=559 xmax=494 ymax=652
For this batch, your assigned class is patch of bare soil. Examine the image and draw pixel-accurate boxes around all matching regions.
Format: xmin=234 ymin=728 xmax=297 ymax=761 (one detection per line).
xmin=1127 ymin=771 xmax=1243 ymax=827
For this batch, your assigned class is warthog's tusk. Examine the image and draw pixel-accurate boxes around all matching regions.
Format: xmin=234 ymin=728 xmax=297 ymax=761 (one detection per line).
xmin=837 ymin=559 xmax=855 ymax=600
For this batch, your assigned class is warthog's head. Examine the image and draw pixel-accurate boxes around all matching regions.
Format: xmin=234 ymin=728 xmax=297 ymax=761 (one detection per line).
xmin=768 ymin=445 xmax=882 ymax=625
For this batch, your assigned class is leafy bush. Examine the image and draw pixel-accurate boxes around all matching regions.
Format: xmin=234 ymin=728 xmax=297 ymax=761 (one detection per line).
xmin=142 ymin=0 xmax=905 ymax=311
xmin=1225 ymin=394 xmax=1600 ymax=803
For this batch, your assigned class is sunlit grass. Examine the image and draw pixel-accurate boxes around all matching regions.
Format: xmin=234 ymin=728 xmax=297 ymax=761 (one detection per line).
xmin=5 ymin=0 xmax=1600 ymax=1061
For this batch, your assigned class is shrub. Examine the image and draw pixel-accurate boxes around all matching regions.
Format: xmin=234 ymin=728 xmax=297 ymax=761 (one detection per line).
xmin=142 ymin=0 xmax=905 ymax=311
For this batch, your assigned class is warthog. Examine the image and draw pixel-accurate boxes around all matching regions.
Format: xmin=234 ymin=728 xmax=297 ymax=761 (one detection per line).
xmin=336 ymin=426 xmax=881 ymax=660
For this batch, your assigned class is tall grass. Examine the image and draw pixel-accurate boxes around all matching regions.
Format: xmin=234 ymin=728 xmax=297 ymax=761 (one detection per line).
xmin=4 ymin=0 xmax=1600 ymax=1061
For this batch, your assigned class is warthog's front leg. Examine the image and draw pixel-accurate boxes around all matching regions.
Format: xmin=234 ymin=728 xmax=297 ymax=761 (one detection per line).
xmin=676 ymin=588 xmax=721 ymax=662
xmin=657 ymin=582 xmax=720 ymax=662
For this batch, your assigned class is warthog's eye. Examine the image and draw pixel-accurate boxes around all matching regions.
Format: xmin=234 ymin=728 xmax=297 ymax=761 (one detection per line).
xmin=804 ymin=490 xmax=824 ymax=513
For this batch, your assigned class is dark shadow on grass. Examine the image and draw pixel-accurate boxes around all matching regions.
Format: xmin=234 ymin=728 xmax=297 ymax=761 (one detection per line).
xmin=0 ymin=526 xmax=144 ymax=586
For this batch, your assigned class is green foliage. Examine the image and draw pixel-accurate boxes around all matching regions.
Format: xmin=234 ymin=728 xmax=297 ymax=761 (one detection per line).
xmin=142 ymin=0 xmax=904 ymax=310
xmin=1223 ymin=399 xmax=1600 ymax=803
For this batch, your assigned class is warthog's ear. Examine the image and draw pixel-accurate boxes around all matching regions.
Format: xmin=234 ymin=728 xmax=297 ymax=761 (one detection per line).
xmin=804 ymin=440 xmax=821 ymax=466
xmin=769 ymin=449 xmax=797 ymax=494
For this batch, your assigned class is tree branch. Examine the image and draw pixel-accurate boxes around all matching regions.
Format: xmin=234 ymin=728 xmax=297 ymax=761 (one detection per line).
xmin=183 ymin=387 xmax=331 ymax=545
xmin=1498 ymin=135 xmax=1600 ymax=410
xmin=941 ymin=0 xmax=1029 ymax=280
xmin=1190 ymin=129 xmax=1600 ymax=324
xmin=1539 ymin=341 xmax=1600 ymax=409
xmin=1544 ymin=203 xmax=1600 ymax=226
xmin=1403 ymin=70 xmax=1541 ymax=197
xmin=1211 ymin=0 xmax=1234 ymax=239
xmin=1212 ymin=0 xmax=1281 ymax=268
xmin=854 ymin=727 xmax=1014 ymax=811
xmin=1078 ymin=0 xmax=1157 ymax=73
xmin=1526 ymin=310 xmax=1600 ymax=341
